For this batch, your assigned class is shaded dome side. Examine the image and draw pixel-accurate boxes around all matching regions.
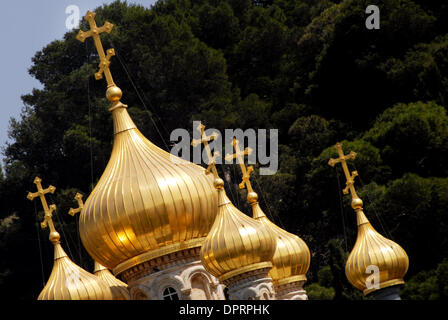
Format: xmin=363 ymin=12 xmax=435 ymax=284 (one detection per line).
xmin=38 ymin=243 xmax=113 ymax=300
xmin=252 ymin=203 xmax=310 ymax=285
xmin=79 ymin=105 xmax=218 ymax=271
xmin=200 ymin=190 xmax=276 ymax=281
xmin=345 ymin=210 xmax=409 ymax=295
xmin=94 ymin=261 xmax=130 ymax=300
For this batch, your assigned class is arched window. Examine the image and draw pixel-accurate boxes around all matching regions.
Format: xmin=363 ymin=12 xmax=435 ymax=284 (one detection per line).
xmin=162 ymin=287 xmax=179 ymax=300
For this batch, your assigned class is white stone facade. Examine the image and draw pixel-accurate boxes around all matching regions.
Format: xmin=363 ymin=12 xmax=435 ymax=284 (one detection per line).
xmin=126 ymin=255 xmax=225 ymax=300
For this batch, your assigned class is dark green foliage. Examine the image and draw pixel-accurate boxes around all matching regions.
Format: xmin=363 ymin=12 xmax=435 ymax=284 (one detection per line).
xmin=1 ymin=0 xmax=447 ymax=299
xmin=402 ymin=260 xmax=448 ymax=300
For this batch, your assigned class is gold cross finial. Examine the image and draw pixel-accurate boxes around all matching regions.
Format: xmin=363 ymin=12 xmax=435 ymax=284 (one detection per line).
xmin=225 ymin=138 xmax=254 ymax=193
xmin=68 ymin=193 xmax=84 ymax=216
xmin=191 ymin=123 xmax=220 ymax=179
xmin=328 ymin=142 xmax=359 ymax=198
xmin=76 ymin=11 xmax=116 ymax=87
xmin=27 ymin=177 xmax=59 ymax=242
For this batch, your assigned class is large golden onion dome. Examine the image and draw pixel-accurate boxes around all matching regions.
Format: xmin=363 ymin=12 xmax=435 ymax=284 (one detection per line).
xmin=38 ymin=231 xmax=113 ymax=300
xmin=79 ymin=93 xmax=218 ymax=274
xmin=251 ymin=198 xmax=310 ymax=286
xmin=74 ymin=11 xmax=218 ymax=276
xmin=345 ymin=199 xmax=409 ymax=295
xmin=200 ymin=179 xmax=276 ymax=281
xmin=94 ymin=261 xmax=130 ymax=300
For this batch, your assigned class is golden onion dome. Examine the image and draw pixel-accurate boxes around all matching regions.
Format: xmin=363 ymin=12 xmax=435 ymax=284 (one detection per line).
xmin=94 ymin=261 xmax=130 ymax=300
xmin=251 ymin=200 xmax=310 ymax=286
xmin=38 ymin=232 xmax=113 ymax=300
xmin=200 ymin=179 xmax=276 ymax=281
xmin=345 ymin=201 xmax=409 ymax=295
xmin=79 ymin=93 xmax=218 ymax=275
xmin=328 ymin=142 xmax=409 ymax=296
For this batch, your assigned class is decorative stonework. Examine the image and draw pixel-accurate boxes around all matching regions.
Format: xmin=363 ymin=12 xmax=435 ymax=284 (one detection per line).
xmin=119 ymin=247 xmax=201 ymax=283
xmin=123 ymin=248 xmax=225 ymax=300
xmin=275 ymin=280 xmax=308 ymax=300
xmin=224 ymin=267 xmax=275 ymax=300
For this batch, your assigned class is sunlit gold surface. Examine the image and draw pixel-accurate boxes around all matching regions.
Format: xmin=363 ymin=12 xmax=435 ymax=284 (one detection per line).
xmin=346 ymin=209 xmax=409 ymax=295
xmin=76 ymin=11 xmax=218 ymax=273
xmin=195 ymin=126 xmax=276 ymax=281
xmin=38 ymin=244 xmax=113 ymax=300
xmin=253 ymin=203 xmax=310 ymax=285
xmin=79 ymin=102 xmax=218 ymax=271
xmin=227 ymin=142 xmax=310 ymax=285
xmin=27 ymin=177 xmax=113 ymax=300
xmin=94 ymin=261 xmax=130 ymax=300
xmin=200 ymin=189 xmax=276 ymax=281
xmin=328 ymin=142 xmax=409 ymax=295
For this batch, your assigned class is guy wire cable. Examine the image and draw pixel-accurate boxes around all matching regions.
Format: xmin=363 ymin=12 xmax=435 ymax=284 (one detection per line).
xmin=252 ymin=174 xmax=285 ymax=230
xmin=34 ymin=201 xmax=45 ymax=287
xmin=85 ymin=40 xmax=95 ymax=192
xmin=48 ymin=194 xmax=75 ymax=260
xmin=334 ymin=166 xmax=348 ymax=252
xmin=107 ymin=39 xmax=171 ymax=152
xmin=352 ymin=163 xmax=393 ymax=240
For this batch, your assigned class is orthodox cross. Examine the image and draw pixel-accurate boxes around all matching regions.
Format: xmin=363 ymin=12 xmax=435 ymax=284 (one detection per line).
xmin=26 ymin=177 xmax=57 ymax=232
xmin=68 ymin=193 xmax=84 ymax=216
xmin=225 ymin=138 xmax=254 ymax=192
xmin=191 ymin=123 xmax=220 ymax=178
xmin=76 ymin=11 xmax=116 ymax=87
xmin=328 ymin=142 xmax=359 ymax=198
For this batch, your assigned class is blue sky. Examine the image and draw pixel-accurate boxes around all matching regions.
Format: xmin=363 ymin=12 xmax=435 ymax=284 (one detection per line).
xmin=0 ymin=0 xmax=156 ymax=164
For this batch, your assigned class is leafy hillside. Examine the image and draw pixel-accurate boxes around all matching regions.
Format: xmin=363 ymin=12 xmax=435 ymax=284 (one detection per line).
xmin=1 ymin=0 xmax=447 ymax=300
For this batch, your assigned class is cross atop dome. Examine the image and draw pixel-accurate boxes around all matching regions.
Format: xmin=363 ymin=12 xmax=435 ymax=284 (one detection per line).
xmin=191 ymin=123 xmax=220 ymax=179
xmin=76 ymin=11 xmax=116 ymax=87
xmin=328 ymin=142 xmax=360 ymax=202
xmin=26 ymin=177 xmax=60 ymax=242
xmin=225 ymin=138 xmax=254 ymax=193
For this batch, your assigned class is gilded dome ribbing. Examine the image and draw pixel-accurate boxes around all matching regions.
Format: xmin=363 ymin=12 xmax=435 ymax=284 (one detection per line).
xmin=79 ymin=101 xmax=218 ymax=275
xmin=38 ymin=232 xmax=113 ymax=300
xmin=26 ymin=177 xmax=113 ymax=300
xmin=200 ymin=182 xmax=276 ymax=281
xmin=252 ymin=203 xmax=310 ymax=286
xmin=75 ymin=12 xmax=218 ymax=276
xmin=226 ymin=137 xmax=310 ymax=286
xmin=94 ymin=261 xmax=130 ymax=300
xmin=328 ymin=142 xmax=409 ymax=296
xmin=345 ymin=201 xmax=409 ymax=295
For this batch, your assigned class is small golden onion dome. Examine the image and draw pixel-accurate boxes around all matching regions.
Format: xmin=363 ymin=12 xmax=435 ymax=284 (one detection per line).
xmin=252 ymin=202 xmax=310 ymax=286
xmin=38 ymin=233 xmax=113 ymax=300
xmin=345 ymin=208 xmax=409 ymax=295
xmin=79 ymin=100 xmax=218 ymax=275
xmin=200 ymin=186 xmax=276 ymax=281
xmin=94 ymin=261 xmax=130 ymax=300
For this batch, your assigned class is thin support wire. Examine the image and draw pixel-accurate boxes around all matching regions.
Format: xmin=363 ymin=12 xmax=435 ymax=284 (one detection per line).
xmin=34 ymin=201 xmax=46 ymax=287
xmin=334 ymin=167 xmax=348 ymax=252
xmin=107 ymin=40 xmax=171 ymax=151
xmin=86 ymin=41 xmax=95 ymax=192
xmin=48 ymin=195 xmax=74 ymax=260
xmin=252 ymin=174 xmax=286 ymax=230
xmin=352 ymin=164 xmax=393 ymax=240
